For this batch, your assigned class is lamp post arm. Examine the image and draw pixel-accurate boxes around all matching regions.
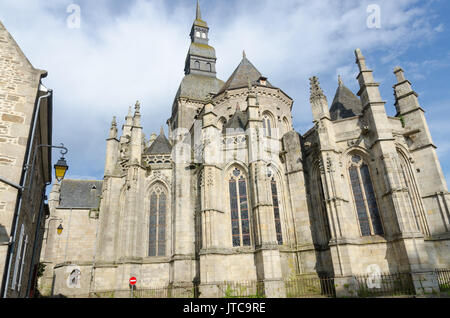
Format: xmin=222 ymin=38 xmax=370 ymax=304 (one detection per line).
xmin=28 ymin=144 xmax=68 ymax=194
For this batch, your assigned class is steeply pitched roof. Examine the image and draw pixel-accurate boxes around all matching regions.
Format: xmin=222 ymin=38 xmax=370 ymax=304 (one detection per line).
xmin=58 ymin=180 xmax=103 ymax=209
xmin=145 ymin=131 xmax=172 ymax=155
xmin=175 ymin=74 xmax=224 ymax=101
xmin=223 ymin=109 xmax=248 ymax=133
xmin=218 ymin=54 xmax=273 ymax=94
xmin=330 ymin=81 xmax=362 ymax=121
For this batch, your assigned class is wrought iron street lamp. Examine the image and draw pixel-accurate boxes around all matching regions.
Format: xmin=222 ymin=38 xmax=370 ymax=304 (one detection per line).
xmin=54 ymin=156 xmax=69 ymax=182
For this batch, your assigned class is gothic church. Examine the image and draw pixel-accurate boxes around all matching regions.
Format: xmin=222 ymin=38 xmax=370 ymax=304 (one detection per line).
xmin=39 ymin=2 xmax=450 ymax=297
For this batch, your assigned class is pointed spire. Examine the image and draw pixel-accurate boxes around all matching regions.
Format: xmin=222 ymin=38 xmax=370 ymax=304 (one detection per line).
xmin=338 ymin=75 xmax=343 ymax=86
xmin=243 ymin=50 xmax=246 ymax=59
xmin=236 ymin=102 xmax=240 ymax=111
xmin=196 ymin=0 xmax=202 ymax=20
xmin=355 ymin=48 xmax=368 ymax=71
xmin=394 ymin=66 xmax=406 ymax=83
xmin=310 ymin=76 xmax=325 ymax=101
xmin=160 ymin=126 xmax=165 ymax=136
xmin=127 ymin=105 xmax=133 ymax=118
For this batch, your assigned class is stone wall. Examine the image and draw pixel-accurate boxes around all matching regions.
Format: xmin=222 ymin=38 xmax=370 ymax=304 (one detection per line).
xmin=0 ymin=20 xmax=51 ymax=298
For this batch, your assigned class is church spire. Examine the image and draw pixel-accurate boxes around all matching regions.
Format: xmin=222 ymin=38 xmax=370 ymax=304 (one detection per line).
xmin=185 ymin=1 xmax=217 ymax=77
xmin=196 ymin=0 xmax=202 ymax=20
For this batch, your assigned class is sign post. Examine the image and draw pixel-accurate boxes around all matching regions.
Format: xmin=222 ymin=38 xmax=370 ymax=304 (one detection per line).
xmin=129 ymin=277 xmax=137 ymax=298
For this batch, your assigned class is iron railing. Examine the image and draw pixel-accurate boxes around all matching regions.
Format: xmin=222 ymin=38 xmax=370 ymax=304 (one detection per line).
xmin=285 ymin=276 xmax=336 ymax=298
xmin=354 ymin=272 xmax=415 ymax=297
xmin=435 ymin=268 xmax=450 ymax=292
xmin=85 ymin=269 xmax=450 ymax=298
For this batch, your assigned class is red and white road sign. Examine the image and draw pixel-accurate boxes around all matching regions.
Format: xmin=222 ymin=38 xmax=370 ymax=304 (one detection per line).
xmin=129 ymin=277 xmax=137 ymax=285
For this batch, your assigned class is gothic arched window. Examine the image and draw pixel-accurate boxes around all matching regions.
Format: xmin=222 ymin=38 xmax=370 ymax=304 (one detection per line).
xmin=229 ymin=168 xmax=251 ymax=247
xmin=348 ymin=155 xmax=384 ymax=236
xmin=397 ymin=150 xmax=429 ymax=236
xmin=149 ymin=185 xmax=167 ymax=256
xmin=268 ymin=170 xmax=283 ymax=245
xmin=315 ymin=169 xmax=332 ymax=243
xmin=206 ymin=62 xmax=212 ymax=72
xmin=262 ymin=113 xmax=273 ymax=137
xmin=194 ymin=60 xmax=200 ymax=70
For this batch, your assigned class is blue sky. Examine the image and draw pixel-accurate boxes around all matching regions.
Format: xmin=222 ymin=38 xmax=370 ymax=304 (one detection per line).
xmin=1 ymin=0 xmax=449 ymax=182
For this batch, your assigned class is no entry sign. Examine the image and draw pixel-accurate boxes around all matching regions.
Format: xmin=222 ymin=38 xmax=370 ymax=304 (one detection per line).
xmin=129 ymin=277 xmax=137 ymax=285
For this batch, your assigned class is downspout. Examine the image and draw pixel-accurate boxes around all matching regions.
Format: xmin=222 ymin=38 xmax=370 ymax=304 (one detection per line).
xmin=25 ymin=182 xmax=50 ymax=297
xmin=1 ymin=87 xmax=52 ymax=298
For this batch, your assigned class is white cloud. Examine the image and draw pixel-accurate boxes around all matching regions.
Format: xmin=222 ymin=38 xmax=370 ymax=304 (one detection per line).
xmin=0 ymin=0 xmax=444 ymax=179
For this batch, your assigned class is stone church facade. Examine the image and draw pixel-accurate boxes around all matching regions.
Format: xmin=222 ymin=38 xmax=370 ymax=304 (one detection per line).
xmin=39 ymin=4 xmax=450 ymax=297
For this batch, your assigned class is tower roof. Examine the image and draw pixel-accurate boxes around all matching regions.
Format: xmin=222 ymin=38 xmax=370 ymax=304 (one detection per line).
xmin=330 ymin=78 xmax=362 ymax=121
xmin=145 ymin=130 xmax=172 ymax=155
xmin=218 ymin=53 xmax=273 ymax=94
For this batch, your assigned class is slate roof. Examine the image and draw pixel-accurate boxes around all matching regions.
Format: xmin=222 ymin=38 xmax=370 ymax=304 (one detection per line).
xmin=330 ymin=82 xmax=363 ymax=121
xmin=145 ymin=132 xmax=172 ymax=155
xmin=58 ymin=180 xmax=103 ymax=209
xmin=175 ymin=74 xmax=224 ymax=101
xmin=218 ymin=55 xmax=273 ymax=94
xmin=188 ymin=42 xmax=216 ymax=59
xmin=223 ymin=109 xmax=248 ymax=133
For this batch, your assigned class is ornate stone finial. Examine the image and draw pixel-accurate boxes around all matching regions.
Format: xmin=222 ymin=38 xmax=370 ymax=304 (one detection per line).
xmin=127 ymin=105 xmax=133 ymax=117
xmin=355 ymin=48 xmax=367 ymax=71
xmin=134 ymin=101 xmax=141 ymax=116
xmin=196 ymin=0 xmax=202 ymax=20
xmin=338 ymin=75 xmax=343 ymax=86
xmin=309 ymin=76 xmax=325 ymax=101
xmin=243 ymin=50 xmax=246 ymax=59
xmin=109 ymin=116 xmax=118 ymax=138
xmin=236 ymin=102 xmax=240 ymax=111
xmin=393 ymin=66 xmax=406 ymax=83
xmin=160 ymin=126 xmax=165 ymax=136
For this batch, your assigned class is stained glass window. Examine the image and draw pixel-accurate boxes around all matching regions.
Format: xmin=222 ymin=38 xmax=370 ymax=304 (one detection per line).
xmin=271 ymin=177 xmax=283 ymax=245
xmin=263 ymin=114 xmax=272 ymax=137
xmin=349 ymin=156 xmax=384 ymax=236
xmin=229 ymin=168 xmax=251 ymax=247
xmin=317 ymin=175 xmax=331 ymax=241
xmin=149 ymin=186 xmax=167 ymax=256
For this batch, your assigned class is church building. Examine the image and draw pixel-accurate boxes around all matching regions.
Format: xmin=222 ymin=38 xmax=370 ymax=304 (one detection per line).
xmin=38 ymin=2 xmax=450 ymax=297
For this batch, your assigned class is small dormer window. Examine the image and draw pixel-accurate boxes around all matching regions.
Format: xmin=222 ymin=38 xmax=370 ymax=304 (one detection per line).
xmin=195 ymin=31 xmax=201 ymax=38
xmin=258 ymin=77 xmax=267 ymax=86
xmin=201 ymin=32 xmax=206 ymax=39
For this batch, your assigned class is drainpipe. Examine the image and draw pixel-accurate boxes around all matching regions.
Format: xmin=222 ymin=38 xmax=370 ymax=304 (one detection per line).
xmin=1 ymin=87 xmax=52 ymax=298
xmin=25 ymin=181 xmax=50 ymax=297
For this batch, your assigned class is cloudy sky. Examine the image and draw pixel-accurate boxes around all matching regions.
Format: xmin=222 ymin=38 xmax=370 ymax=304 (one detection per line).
xmin=1 ymin=0 xmax=449 ymax=181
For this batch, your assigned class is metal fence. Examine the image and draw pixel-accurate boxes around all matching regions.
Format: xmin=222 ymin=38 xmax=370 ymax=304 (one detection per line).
xmin=86 ymin=269 xmax=450 ymax=298
xmin=354 ymin=272 xmax=415 ymax=297
xmin=435 ymin=268 xmax=450 ymax=292
xmin=89 ymin=285 xmax=195 ymax=298
xmin=285 ymin=276 xmax=336 ymax=298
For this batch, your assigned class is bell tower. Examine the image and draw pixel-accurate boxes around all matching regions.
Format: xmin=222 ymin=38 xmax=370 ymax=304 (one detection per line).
xmin=184 ymin=0 xmax=217 ymax=77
